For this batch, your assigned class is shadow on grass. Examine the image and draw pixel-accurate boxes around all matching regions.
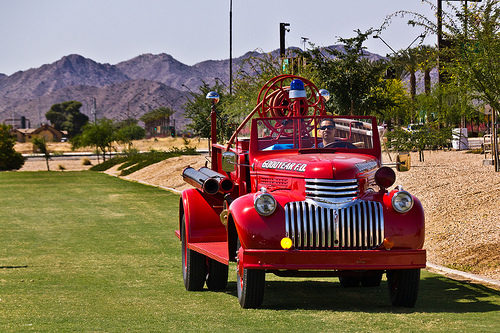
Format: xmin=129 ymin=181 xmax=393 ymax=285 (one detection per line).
xmin=222 ymin=273 xmax=500 ymax=312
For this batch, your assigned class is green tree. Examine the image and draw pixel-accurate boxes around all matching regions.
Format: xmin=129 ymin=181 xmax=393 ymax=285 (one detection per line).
xmin=226 ymin=51 xmax=290 ymax=119
xmin=307 ymin=29 xmax=391 ymax=116
xmin=417 ymin=45 xmax=438 ymax=96
xmin=390 ymin=47 xmax=420 ymax=110
xmin=115 ymin=119 xmax=146 ymax=150
xmin=45 ymin=101 xmax=89 ymax=137
xmin=438 ymin=1 xmax=500 ymax=111
xmin=377 ymin=78 xmax=412 ymax=126
xmin=223 ymin=32 xmax=398 ymax=123
xmin=0 ymin=124 xmax=25 ymax=171
xmin=386 ymin=0 xmax=500 ymax=125
xmin=32 ymin=137 xmax=50 ymax=171
xmin=388 ymin=45 xmax=439 ymax=124
xmin=182 ymin=81 xmax=233 ymax=144
xmin=386 ymin=126 xmax=452 ymax=162
xmin=71 ymin=118 xmax=116 ymax=162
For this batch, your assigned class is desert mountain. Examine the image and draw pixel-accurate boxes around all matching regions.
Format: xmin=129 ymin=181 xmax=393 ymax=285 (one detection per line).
xmin=0 ymin=54 xmax=130 ymax=100
xmin=116 ymin=53 xmax=201 ymax=91
xmin=0 ymin=47 xmax=386 ymax=131
xmin=0 ymin=52 xmax=245 ymax=129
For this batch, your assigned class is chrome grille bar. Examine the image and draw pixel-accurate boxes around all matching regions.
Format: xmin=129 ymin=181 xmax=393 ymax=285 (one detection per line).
xmin=305 ymin=178 xmax=359 ymax=203
xmin=285 ymin=199 xmax=384 ymax=250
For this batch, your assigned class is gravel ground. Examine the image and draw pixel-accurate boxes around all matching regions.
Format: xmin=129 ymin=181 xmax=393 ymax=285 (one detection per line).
xmin=17 ymin=149 xmax=500 ymax=281
xmin=394 ymin=150 xmax=500 ymax=281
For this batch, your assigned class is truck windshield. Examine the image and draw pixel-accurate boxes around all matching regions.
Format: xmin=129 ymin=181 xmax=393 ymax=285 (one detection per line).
xmin=256 ymin=116 xmax=376 ymax=151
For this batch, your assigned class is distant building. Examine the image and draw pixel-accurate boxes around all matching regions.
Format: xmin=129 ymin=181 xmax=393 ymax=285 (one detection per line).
xmin=11 ymin=124 xmax=67 ymax=143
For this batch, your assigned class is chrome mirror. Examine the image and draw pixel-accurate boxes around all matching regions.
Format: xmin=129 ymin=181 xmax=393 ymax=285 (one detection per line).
xmin=222 ymin=151 xmax=237 ymax=172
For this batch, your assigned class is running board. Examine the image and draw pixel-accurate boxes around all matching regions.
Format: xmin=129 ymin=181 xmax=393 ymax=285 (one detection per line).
xmin=175 ymin=230 xmax=229 ymax=265
xmin=189 ymin=242 xmax=229 ymax=264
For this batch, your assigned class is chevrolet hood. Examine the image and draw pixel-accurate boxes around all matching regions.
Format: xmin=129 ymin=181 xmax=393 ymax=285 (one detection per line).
xmin=256 ymin=153 xmax=379 ymax=179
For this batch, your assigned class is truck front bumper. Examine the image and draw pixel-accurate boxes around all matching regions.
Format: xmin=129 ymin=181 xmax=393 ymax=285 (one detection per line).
xmin=239 ymin=248 xmax=426 ymax=271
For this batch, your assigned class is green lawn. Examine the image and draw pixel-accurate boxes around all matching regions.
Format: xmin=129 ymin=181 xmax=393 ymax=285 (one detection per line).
xmin=1 ymin=171 xmax=500 ymax=332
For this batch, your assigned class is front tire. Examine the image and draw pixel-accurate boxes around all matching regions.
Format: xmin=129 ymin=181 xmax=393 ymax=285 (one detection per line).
xmin=181 ymin=215 xmax=207 ymax=291
xmin=387 ymin=269 xmax=420 ymax=307
xmin=236 ymin=238 xmax=265 ymax=308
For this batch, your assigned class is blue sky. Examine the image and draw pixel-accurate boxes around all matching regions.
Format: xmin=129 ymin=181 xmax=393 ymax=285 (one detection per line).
xmin=0 ymin=0 xmax=437 ymax=76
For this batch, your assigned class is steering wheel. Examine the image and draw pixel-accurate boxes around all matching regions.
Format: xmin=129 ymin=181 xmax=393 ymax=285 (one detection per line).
xmin=256 ymin=75 xmax=327 ymax=137
xmin=324 ymin=141 xmax=358 ymax=149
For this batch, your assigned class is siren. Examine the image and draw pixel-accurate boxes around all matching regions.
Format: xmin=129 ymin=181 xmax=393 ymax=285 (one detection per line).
xmin=289 ymin=79 xmax=306 ymax=99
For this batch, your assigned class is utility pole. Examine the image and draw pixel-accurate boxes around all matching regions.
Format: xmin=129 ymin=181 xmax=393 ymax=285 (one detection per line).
xmin=91 ymin=98 xmax=97 ymax=122
xmin=437 ymin=0 xmax=443 ymax=84
xmin=38 ymin=97 xmax=41 ymax=127
xmin=280 ymin=23 xmax=290 ymax=58
xmin=229 ymin=0 xmax=233 ymax=95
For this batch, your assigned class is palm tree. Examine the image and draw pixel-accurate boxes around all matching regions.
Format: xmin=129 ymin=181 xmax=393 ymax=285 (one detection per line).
xmin=390 ymin=46 xmax=438 ymax=123
xmin=32 ymin=137 xmax=50 ymax=171
xmin=417 ymin=45 xmax=438 ymax=96
xmin=390 ymin=48 xmax=420 ymax=102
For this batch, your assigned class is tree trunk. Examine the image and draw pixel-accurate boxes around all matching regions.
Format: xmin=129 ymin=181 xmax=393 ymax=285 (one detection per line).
xmin=494 ymin=109 xmax=500 ymax=172
xmin=410 ymin=72 xmax=416 ymax=101
xmin=424 ymin=70 xmax=431 ymax=95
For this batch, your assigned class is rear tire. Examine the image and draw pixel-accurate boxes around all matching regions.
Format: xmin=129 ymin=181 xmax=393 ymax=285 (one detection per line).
xmin=181 ymin=216 xmax=207 ymax=291
xmin=206 ymin=258 xmax=228 ymax=291
xmin=236 ymin=238 xmax=265 ymax=308
xmin=387 ymin=269 xmax=420 ymax=307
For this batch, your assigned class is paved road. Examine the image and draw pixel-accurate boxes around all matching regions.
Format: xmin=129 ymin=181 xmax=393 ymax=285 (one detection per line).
xmin=24 ymin=153 xmax=100 ymax=161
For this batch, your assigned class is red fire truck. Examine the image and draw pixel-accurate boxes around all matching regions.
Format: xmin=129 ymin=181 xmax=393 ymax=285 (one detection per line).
xmin=177 ymin=75 xmax=425 ymax=308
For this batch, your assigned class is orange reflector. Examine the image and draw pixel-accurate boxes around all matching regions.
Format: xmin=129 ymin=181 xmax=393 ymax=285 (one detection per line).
xmin=383 ymin=237 xmax=394 ymax=250
xmin=280 ymin=237 xmax=293 ymax=250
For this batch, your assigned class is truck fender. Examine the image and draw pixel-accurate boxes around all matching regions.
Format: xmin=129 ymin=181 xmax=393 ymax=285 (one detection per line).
xmin=180 ymin=188 xmax=226 ymax=243
xmin=228 ymin=190 xmax=303 ymax=250
xmin=384 ymin=194 xmax=425 ymax=249
xmin=359 ymin=190 xmax=425 ymax=249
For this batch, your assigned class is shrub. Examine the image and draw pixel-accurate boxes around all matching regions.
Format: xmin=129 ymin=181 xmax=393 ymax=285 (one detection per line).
xmin=123 ymin=147 xmax=140 ymax=155
xmin=81 ymin=157 xmax=92 ymax=166
xmin=386 ymin=126 xmax=452 ymax=162
xmin=0 ymin=124 xmax=25 ymax=171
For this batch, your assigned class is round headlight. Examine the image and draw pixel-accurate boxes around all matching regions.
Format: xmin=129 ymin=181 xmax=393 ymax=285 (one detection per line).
xmin=254 ymin=192 xmax=277 ymax=216
xmin=391 ymin=191 xmax=414 ymax=213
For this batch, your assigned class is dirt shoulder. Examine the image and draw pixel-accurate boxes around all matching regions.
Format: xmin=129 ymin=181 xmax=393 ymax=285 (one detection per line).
xmin=17 ymin=148 xmax=500 ymax=281
xmin=395 ymin=150 xmax=500 ymax=281
xmin=14 ymin=137 xmax=208 ymax=155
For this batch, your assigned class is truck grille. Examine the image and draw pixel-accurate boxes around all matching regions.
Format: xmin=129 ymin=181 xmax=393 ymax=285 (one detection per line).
xmin=305 ymin=178 xmax=359 ymax=204
xmin=284 ymin=199 xmax=384 ymax=250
